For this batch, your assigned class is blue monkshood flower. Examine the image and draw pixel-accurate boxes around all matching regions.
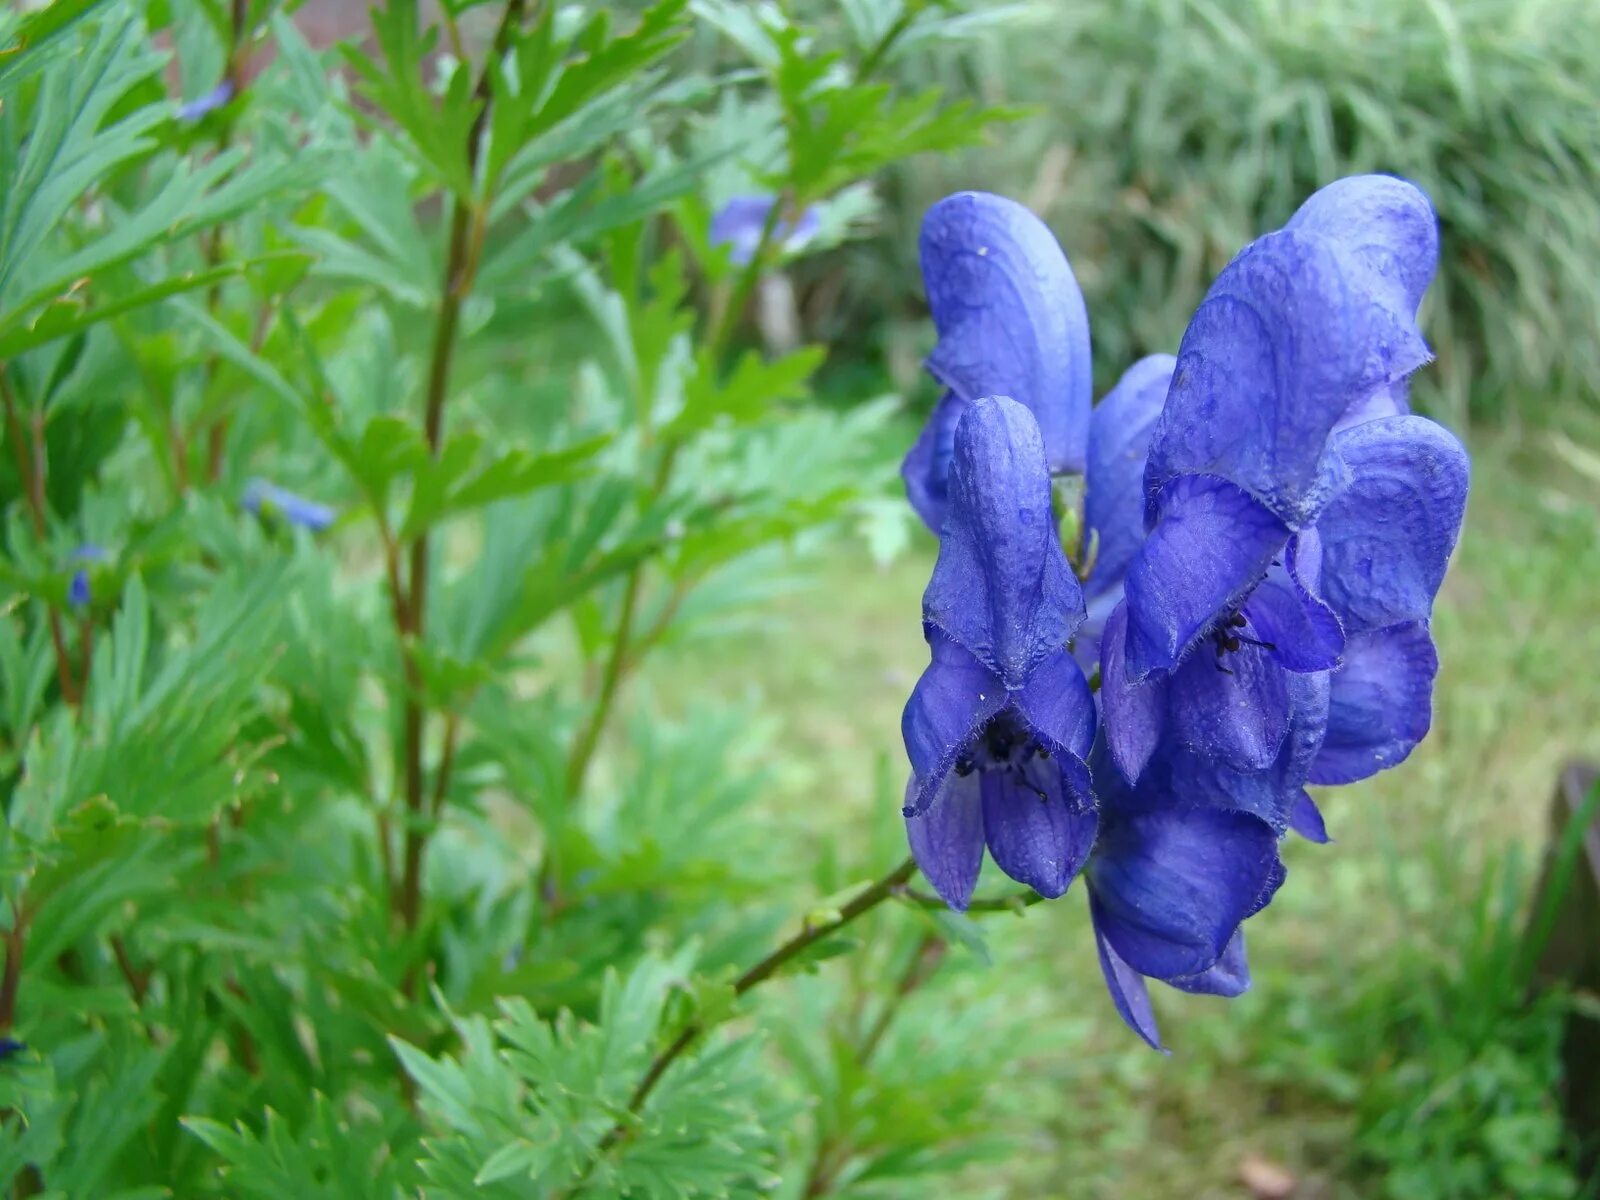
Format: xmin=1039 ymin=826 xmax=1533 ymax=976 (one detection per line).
xmin=1099 ymin=176 xmax=1469 ymax=829
xmin=901 ymin=396 xmax=1098 ymax=909
xmin=66 ymin=544 xmax=109 ymax=610
xmin=1082 ymin=740 xmax=1285 ymax=1050
xmin=178 ymin=78 xmax=236 ymax=122
xmin=0 ymin=1037 xmax=24 ymax=1062
xmin=708 ymin=195 xmax=822 ymax=266
xmin=242 ymin=479 xmax=337 ymax=532
xmin=902 ymin=192 xmax=1092 ymax=532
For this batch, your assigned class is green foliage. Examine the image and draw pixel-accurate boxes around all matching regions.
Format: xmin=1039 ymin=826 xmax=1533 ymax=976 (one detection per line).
xmin=0 ymin=1 xmax=1025 ymax=1195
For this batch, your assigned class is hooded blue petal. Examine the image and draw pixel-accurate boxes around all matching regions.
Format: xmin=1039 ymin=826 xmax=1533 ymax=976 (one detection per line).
xmin=901 ymin=391 xmax=965 ymax=531
xmin=1317 ymin=416 xmax=1469 ymax=634
xmin=1094 ymin=920 xmax=1165 ymax=1052
xmin=901 ymin=633 xmax=1005 ymax=816
xmin=1123 ymin=474 xmax=1289 ymax=678
xmin=1163 ymin=640 xmax=1290 ymax=772
xmin=1169 ymin=931 xmax=1251 ymax=997
xmin=1145 ymin=228 xmax=1429 ymax=528
xmin=1098 ymin=602 xmax=1164 ymax=782
xmin=1241 ymin=532 xmax=1345 ymax=673
xmin=905 ymin=771 xmax=985 ymax=911
xmin=1309 ymin=622 xmax=1437 ymax=785
xmin=68 ymin=569 xmax=90 ymax=609
xmin=1144 ymin=669 xmax=1330 ymax=832
xmin=1086 ymin=805 xmax=1283 ymax=981
xmin=922 ymin=397 xmax=1085 ymax=689
xmin=1286 ymin=174 xmax=1438 ymax=319
xmin=981 ymin=755 xmax=1097 ymax=899
xmin=1083 ymin=355 xmax=1175 ymax=604
xmin=918 ymin=191 xmax=1092 ymax=478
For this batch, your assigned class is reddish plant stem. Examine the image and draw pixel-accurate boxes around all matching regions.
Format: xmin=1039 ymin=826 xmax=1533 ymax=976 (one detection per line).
xmin=393 ymin=0 xmax=528 ymax=975
xmin=3 ymin=370 xmax=80 ymax=708
xmin=0 ymin=905 xmax=30 ymax=1034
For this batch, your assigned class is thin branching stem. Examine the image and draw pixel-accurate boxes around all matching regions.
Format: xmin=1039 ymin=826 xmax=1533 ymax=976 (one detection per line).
xmin=2 ymin=369 xmax=79 ymax=707
xmin=394 ymin=0 xmax=529 ymax=960
xmin=606 ymin=857 xmax=917 ymax=1151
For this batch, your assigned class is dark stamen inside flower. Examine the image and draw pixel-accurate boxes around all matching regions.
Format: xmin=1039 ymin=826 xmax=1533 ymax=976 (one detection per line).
xmin=1212 ymin=611 xmax=1278 ymax=672
xmin=963 ymin=712 xmax=1055 ymax=800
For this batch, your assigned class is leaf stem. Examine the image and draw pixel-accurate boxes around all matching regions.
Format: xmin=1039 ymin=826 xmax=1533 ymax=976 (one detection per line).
xmin=855 ymin=8 xmax=917 ymax=83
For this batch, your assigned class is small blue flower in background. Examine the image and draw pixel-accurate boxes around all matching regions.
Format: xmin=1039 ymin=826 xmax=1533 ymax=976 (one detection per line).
xmin=1099 ymin=175 xmax=1469 ymax=834
xmin=902 ymin=191 xmax=1093 ymax=532
xmin=242 ymin=479 xmax=337 ymax=532
xmin=901 ymin=396 xmax=1099 ymax=909
xmin=178 ymin=78 xmax=236 ymax=123
xmin=0 ymin=1037 xmax=25 ymax=1063
xmin=708 ymin=195 xmax=822 ymax=267
xmin=67 ymin=544 xmax=109 ymax=610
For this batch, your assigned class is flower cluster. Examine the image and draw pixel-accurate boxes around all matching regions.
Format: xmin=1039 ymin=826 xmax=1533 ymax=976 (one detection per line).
xmin=900 ymin=181 xmax=1469 ymax=1048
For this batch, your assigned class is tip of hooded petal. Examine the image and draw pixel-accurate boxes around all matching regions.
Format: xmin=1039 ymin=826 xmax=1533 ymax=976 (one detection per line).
xmin=1289 ymin=790 xmax=1332 ymax=843
xmin=919 ymin=191 xmax=1092 ymax=474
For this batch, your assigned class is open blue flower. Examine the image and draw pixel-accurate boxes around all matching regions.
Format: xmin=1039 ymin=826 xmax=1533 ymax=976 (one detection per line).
xmin=902 ymin=396 xmax=1098 ymax=909
xmin=1083 ymin=741 xmax=1285 ymax=1050
xmin=709 ymin=195 xmax=822 ymax=266
xmin=242 ymin=479 xmax=337 ymax=532
xmin=902 ymin=192 xmax=1092 ymax=532
xmin=1100 ymin=176 xmax=1467 ymax=828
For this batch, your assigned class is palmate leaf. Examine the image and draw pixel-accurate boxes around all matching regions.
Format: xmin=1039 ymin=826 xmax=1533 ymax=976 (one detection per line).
xmin=399 ymin=430 xmax=613 ymax=540
xmin=0 ymin=10 xmax=167 ymax=299
xmin=0 ymin=257 xmax=286 ymax=359
xmin=399 ymin=954 xmax=774 ymax=1198
xmin=340 ymin=0 xmax=478 ymax=198
xmin=484 ymin=0 xmax=690 ymax=195
xmin=0 ymin=9 xmax=325 ymax=353
xmin=183 ymin=1095 xmax=420 ymax=1200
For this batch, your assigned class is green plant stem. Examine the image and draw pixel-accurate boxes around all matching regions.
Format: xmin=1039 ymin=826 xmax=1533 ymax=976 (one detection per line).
xmin=542 ymin=2 xmax=921 ymax=831
xmin=898 ymin=884 xmax=1045 ymax=912
xmin=392 ymin=0 xmax=527 ymax=952
xmin=606 ymin=857 xmax=917 ymax=1149
xmin=855 ymin=8 xmax=917 ymax=82
xmin=802 ymin=932 xmax=946 ymax=1198
xmin=708 ymin=192 xmax=787 ymax=360
xmin=558 ymin=202 xmax=791 ymax=835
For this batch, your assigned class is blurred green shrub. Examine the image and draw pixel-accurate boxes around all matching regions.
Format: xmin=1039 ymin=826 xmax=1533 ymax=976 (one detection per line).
xmin=1250 ymin=811 xmax=1597 ymax=1200
xmin=858 ymin=0 xmax=1600 ymax=429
